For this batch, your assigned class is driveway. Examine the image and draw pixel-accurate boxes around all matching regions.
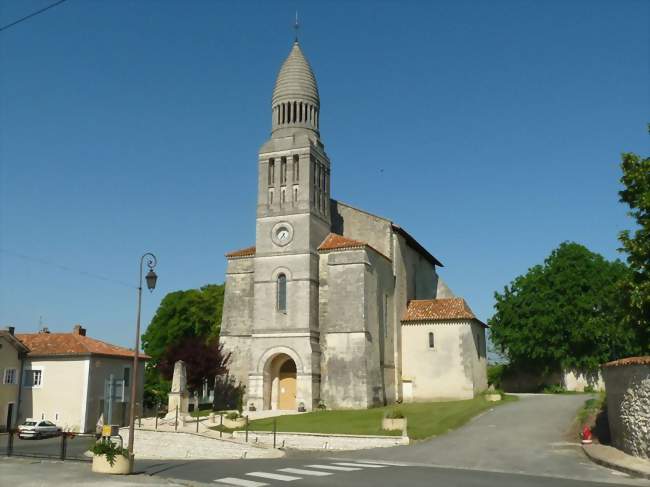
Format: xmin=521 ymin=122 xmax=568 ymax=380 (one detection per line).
xmin=344 ymin=394 xmax=645 ymax=484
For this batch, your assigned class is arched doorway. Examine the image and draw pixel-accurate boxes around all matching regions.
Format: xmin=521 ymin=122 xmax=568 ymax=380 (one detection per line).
xmin=263 ymin=354 xmax=297 ymax=410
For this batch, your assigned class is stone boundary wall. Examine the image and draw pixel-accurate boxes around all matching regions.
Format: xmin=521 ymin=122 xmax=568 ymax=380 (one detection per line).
xmin=232 ymin=430 xmax=409 ymax=450
xmin=602 ymin=357 xmax=650 ymax=459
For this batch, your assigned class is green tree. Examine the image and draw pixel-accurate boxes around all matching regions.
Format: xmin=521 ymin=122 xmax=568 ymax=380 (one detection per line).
xmin=618 ymin=143 xmax=650 ymax=349
xmin=489 ymin=242 xmax=638 ymax=374
xmin=142 ymin=284 xmax=224 ymax=362
xmin=141 ymin=283 xmax=225 ymax=406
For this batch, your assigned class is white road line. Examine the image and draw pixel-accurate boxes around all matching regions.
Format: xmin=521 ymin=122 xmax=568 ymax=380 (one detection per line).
xmin=333 ymin=462 xmax=387 ymax=468
xmin=246 ymin=472 xmax=302 ymax=481
xmin=214 ymin=478 xmax=268 ymax=487
xmin=278 ymin=468 xmax=333 ymax=476
xmin=305 ymin=464 xmax=361 ymax=471
xmin=352 ymin=460 xmax=408 ymax=466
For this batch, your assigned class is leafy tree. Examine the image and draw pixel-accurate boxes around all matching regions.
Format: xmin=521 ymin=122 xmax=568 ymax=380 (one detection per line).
xmin=158 ymin=336 xmax=230 ymax=393
xmin=141 ymin=284 xmax=225 ymax=407
xmin=618 ymin=141 xmax=650 ymax=349
xmin=489 ymin=242 xmax=638 ymax=374
xmin=142 ymin=284 xmax=224 ymax=363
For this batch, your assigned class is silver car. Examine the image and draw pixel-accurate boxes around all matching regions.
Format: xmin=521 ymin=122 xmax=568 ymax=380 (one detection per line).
xmin=18 ymin=419 xmax=62 ymax=439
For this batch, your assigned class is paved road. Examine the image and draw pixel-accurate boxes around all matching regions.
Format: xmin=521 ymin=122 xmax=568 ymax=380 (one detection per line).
xmin=0 ymin=433 xmax=94 ymax=461
xmin=134 ymin=394 xmax=648 ymax=486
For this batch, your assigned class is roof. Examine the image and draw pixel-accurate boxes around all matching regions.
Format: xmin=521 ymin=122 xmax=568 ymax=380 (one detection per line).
xmin=392 ymin=224 xmax=443 ymax=267
xmin=318 ymin=233 xmax=391 ymax=262
xmin=402 ymin=298 xmax=485 ymax=326
xmin=603 ymin=356 xmax=650 ymax=367
xmin=16 ymin=332 xmax=150 ymax=360
xmin=225 ymin=246 xmax=256 ymax=259
xmin=272 ymin=41 xmax=320 ymax=106
xmin=0 ymin=330 xmax=30 ymax=353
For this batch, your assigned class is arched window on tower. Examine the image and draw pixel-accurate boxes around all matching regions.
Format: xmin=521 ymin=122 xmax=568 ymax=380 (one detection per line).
xmin=277 ymin=274 xmax=287 ymax=312
xmin=293 ymin=101 xmax=297 ymax=123
xmin=293 ymin=155 xmax=299 ymax=182
xmin=299 ymin=102 xmax=303 ymax=122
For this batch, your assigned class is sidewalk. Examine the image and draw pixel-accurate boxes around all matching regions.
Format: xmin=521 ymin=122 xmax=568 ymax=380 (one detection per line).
xmin=582 ymin=444 xmax=650 ymax=479
xmin=0 ymin=457 xmax=179 ymax=487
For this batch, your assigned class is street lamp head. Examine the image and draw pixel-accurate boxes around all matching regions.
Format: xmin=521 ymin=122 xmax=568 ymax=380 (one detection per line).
xmin=145 ymin=269 xmax=158 ymax=292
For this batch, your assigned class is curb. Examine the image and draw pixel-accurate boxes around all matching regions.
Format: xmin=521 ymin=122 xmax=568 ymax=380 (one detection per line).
xmin=582 ymin=445 xmax=650 ymax=480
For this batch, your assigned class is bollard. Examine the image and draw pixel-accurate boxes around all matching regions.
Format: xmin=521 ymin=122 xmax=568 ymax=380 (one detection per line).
xmin=196 ymin=415 xmax=199 ymax=433
xmin=60 ymin=433 xmax=67 ymax=461
xmin=155 ymin=406 xmax=158 ymax=430
xmin=220 ymin=414 xmax=223 ymax=438
xmin=138 ymin=415 xmax=142 ymax=428
xmin=245 ymin=415 xmax=249 ymax=443
xmin=175 ymin=405 xmax=179 ymax=432
xmin=7 ymin=431 xmax=14 ymax=457
xmin=273 ymin=418 xmax=277 ymax=449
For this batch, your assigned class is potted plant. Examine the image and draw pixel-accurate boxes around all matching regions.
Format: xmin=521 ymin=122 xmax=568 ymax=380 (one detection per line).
xmin=90 ymin=439 xmax=131 ymax=474
xmin=382 ymin=409 xmax=407 ymax=434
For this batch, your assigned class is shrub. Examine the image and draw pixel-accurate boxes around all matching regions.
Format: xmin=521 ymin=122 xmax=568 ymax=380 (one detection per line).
xmin=317 ymin=401 xmax=327 ymax=410
xmin=91 ymin=440 xmax=129 ymax=466
xmin=487 ymin=364 xmax=506 ymax=389
xmin=225 ymin=412 xmax=240 ymax=420
xmin=385 ymin=408 xmax=405 ymax=419
xmin=584 ymin=385 xmax=596 ymax=393
xmin=542 ymin=384 xmax=566 ymax=394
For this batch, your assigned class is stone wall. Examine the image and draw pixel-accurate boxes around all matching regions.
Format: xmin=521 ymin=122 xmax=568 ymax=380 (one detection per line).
xmin=602 ymin=357 xmax=650 ymax=459
xmin=232 ymin=430 xmax=408 ymax=450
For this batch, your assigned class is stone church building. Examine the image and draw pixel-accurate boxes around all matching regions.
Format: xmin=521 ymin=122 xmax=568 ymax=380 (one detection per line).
xmin=220 ymin=40 xmax=487 ymax=411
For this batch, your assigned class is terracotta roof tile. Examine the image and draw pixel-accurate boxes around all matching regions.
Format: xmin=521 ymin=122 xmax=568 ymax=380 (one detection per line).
xmin=16 ymin=332 xmax=150 ymax=360
xmin=603 ymin=356 xmax=650 ymax=367
xmin=318 ymin=233 xmax=391 ymax=262
xmin=402 ymin=298 xmax=484 ymax=325
xmin=225 ymin=246 xmax=256 ymax=259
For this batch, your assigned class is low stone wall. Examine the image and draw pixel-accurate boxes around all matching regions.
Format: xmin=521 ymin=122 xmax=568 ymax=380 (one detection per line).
xmin=501 ymin=367 xmax=604 ymax=392
xmin=602 ymin=357 xmax=650 ymax=459
xmin=119 ymin=428 xmax=284 ymax=460
xmin=232 ymin=430 xmax=408 ymax=450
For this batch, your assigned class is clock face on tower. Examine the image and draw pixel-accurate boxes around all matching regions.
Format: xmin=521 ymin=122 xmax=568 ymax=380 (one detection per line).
xmin=271 ymin=222 xmax=294 ymax=247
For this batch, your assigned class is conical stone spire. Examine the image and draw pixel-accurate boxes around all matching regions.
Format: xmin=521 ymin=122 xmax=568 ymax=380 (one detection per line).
xmin=271 ymin=41 xmax=320 ymax=136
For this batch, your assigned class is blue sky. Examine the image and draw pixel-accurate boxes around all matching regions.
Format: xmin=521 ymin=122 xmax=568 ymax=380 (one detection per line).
xmin=0 ymin=0 xmax=648 ymax=351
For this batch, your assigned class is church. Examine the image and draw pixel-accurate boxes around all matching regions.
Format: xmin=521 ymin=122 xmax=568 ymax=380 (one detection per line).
xmin=220 ymin=39 xmax=487 ymax=411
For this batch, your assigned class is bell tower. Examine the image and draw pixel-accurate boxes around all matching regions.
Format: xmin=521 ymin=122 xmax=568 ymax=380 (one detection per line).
xmin=247 ymin=40 xmax=331 ymax=411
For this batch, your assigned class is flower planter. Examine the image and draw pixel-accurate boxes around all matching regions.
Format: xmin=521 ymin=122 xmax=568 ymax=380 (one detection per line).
xmin=91 ymin=453 xmax=131 ymax=474
xmin=485 ymin=393 xmax=502 ymax=402
xmin=223 ymin=417 xmax=247 ymax=429
xmin=382 ymin=417 xmax=407 ymax=433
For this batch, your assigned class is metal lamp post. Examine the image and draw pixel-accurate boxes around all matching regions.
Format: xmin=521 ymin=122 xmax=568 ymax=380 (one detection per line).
xmin=127 ymin=252 xmax=157 ymax=467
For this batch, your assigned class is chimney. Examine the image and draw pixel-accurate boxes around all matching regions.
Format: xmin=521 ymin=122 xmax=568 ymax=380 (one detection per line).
xmin=73 ymin=324 xmax=86 ymax=336
xmin=8 ymin=326 xmax=15 ymax=336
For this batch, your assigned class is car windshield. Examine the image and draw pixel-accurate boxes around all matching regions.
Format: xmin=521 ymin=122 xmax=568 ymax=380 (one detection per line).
xmin=23 ymin=421 xmax=37 ymax=426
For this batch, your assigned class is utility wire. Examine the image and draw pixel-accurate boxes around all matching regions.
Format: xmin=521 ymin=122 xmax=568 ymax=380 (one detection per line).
xmin=0 ymin=0 xmax=68 ymax=33
xmin=0 ymin=248 xmax=136 ymax=289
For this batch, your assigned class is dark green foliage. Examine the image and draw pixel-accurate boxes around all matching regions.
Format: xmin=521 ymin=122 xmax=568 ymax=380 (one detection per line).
xmin=142 ymin=284 xmax=224 ymax=362
xmin=141 ymin=284 xmax=226 ymax=407
xmin=489 ymin=242 xmax=640 ymax=374
xmin=618 ymin=143 xmax=650 ymax=350
xmin=213 ymin=373 xmax=245 ymax=412
xmin=487 ymin=364 xmax=506 ymax=388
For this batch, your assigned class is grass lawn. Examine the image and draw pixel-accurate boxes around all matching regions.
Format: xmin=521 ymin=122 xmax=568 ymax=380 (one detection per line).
xmin=232 ymin=394 xmax=517 ymax=440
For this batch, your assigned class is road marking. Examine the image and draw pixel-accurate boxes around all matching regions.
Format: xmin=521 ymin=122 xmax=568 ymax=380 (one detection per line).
xmin=246 ymin=472 xmax=301 ymax=481
xmin=351 ymin=460 xmax=408 ymax=466
xmin=278 ymin=468 xmax=333 ymax=476
xmin=333 ymin=462 xmax=387 ymax=468
xmin=305 ymin=464 xmax=361 ymax=471
xmin=214 ymin=478 xmax=268 ymax=487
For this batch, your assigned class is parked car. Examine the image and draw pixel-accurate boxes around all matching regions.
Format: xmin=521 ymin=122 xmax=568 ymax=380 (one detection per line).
xmin=18 ymin=419 xmax=62 ymax=439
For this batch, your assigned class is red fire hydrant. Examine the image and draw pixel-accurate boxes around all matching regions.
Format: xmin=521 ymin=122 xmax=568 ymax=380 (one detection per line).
xmin=581 ymin=425 xmax=593 ymax=444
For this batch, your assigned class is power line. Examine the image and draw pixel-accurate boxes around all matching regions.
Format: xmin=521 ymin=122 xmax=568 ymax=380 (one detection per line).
xmin=0 ymin=0 xmax=68 ymax=33
xmin=0 ymin=248 xmax=136 ymax=289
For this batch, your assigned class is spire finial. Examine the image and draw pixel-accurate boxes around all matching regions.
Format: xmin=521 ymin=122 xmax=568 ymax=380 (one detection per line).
xmin=294 ymin=11 xmax=299 ymax=42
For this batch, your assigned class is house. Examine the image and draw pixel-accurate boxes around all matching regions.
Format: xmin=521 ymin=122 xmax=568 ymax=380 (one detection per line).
xmin=0 ymin=327 xmax=29 ymax=431
xmin=220 ymin=39 xmax=488 ymax=411
xmin=14 ymin=325 xmax=147 ymax=433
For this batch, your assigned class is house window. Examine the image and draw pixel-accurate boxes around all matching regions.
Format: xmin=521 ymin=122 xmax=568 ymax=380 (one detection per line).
xmin=4 ymin=368 xmax=17 ymax=385
xmin=24 ymin=369 xmax=42 ymax=387
xmin=277 ymin=273 xmax=287 ymax=313
xmin=428 ymin=332 xmax=435 ymax=349
xmin=123 ymin=367 xmax=130 ymax=387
